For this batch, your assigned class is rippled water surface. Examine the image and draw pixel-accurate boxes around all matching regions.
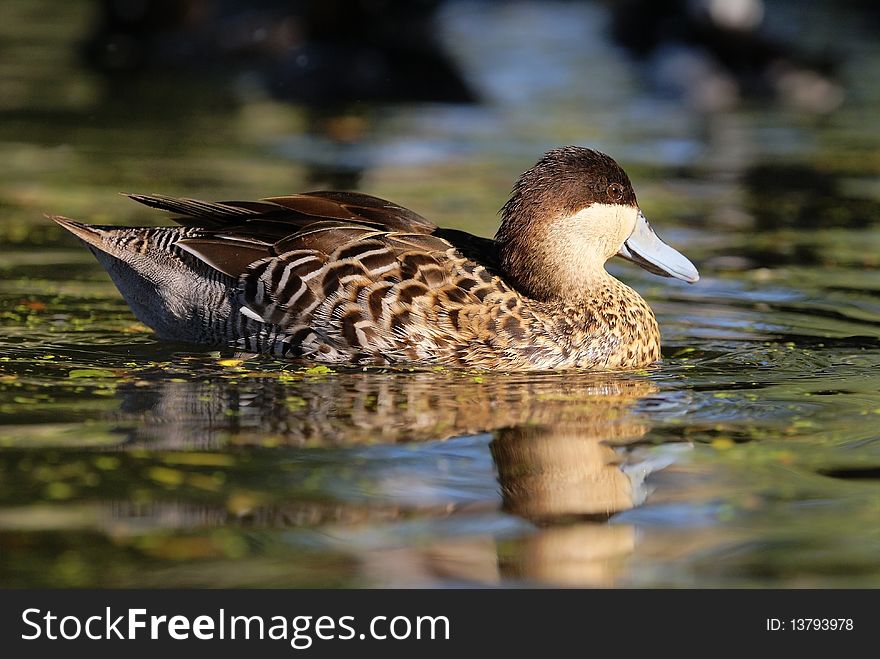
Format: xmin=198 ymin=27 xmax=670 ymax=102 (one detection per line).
xmin=1 ymin=0 xmax=879 ymax=587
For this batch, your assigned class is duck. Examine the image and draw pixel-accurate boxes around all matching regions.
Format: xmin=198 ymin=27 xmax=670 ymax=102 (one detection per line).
xmin=52 ymin=146 xmax=699 ymax=370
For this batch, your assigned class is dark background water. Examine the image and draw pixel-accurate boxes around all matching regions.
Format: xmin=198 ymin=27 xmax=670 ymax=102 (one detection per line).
xmin=0 ymin=0 xmax=878 ymax=587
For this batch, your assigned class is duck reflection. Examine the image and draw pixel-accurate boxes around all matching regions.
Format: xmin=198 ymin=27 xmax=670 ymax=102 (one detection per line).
xmin=357 ymin=392 xmax=654 ymax=587
xmin=490 ymin=423 xmax=643 ymax=586
xmin=493 ymin=420 xmax=648 ymax=524
xmin=114 ymin=366 xmax=657 ymax=449
xmin=92 ymin=369 xmax=664 ymax=586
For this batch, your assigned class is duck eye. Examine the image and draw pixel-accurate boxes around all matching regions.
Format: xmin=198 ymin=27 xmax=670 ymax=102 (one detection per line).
xmin=607 ymin=183 xmax=624 ymax=202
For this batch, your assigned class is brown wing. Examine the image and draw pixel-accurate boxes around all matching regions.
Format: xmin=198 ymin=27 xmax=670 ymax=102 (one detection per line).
xmin=127 ymin=191 xmax=436 ymax=235
xmin=236 ymin=222 xmax=460 ymax=329
xmin=264 ymin=191 xmax=438 ymax=233
xmin=127 ymin=191 xmax=512 ymax=363
xmin=235 ymin=221 xmax=517 ymax=364
xmin=127 ymin=191 xmax=444 ymax=279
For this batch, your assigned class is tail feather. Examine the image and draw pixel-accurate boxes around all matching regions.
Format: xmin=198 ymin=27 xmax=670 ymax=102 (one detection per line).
xmin=53 ymin=214 xmax=238 ymax=345
xmin=124 ymin=193 xmax=282 ymax=224
xmin=49 ymin=215 xmax=108 ymax=250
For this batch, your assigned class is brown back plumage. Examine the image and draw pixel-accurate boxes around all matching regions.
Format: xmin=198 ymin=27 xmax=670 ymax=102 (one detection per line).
xmin=125 ymin=191 xmax=531 ymax=366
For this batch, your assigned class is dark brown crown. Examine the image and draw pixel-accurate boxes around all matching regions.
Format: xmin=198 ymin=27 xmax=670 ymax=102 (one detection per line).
xmin=498 ymin=147 xmax=637 ymax=234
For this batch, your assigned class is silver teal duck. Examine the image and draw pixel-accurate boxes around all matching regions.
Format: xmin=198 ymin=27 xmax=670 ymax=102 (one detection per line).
xmin=52 ymin=146 xmax=699 ymax=370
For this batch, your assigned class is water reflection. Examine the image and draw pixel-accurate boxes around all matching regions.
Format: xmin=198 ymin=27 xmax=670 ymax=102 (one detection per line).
xmin=492 ymin=413 xmax=650 ymax=523
xmin=112 ymin=366 xmax=657 ymax=448
xmin=3 ymin=369 xmax=665 ymax=587
xmin=744 ymin=163 xmax=880 ymax=231
xmin=490 ymin=417 xmax=648 ymax=586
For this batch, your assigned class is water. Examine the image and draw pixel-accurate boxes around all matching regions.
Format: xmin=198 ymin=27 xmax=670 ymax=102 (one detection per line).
xmin=1 ymin=0 xmax=879 ymax=587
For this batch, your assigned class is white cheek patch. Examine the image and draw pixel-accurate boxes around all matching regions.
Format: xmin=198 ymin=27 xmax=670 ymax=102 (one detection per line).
xmin=562 ymin=203 xmax=639 ymax=261
xmin=569 ymin=203 xmax=639 ymax=245
xmin=537 ymin=202 xmax=641 ymax=292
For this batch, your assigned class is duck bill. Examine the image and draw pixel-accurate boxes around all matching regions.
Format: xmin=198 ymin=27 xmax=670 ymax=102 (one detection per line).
xmin=617 ymin=211 xmax=699 ymax=283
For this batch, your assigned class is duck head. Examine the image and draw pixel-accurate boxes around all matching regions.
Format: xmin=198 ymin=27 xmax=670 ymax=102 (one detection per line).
xmin=496 ymin=146 xmax=699 ymax=302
